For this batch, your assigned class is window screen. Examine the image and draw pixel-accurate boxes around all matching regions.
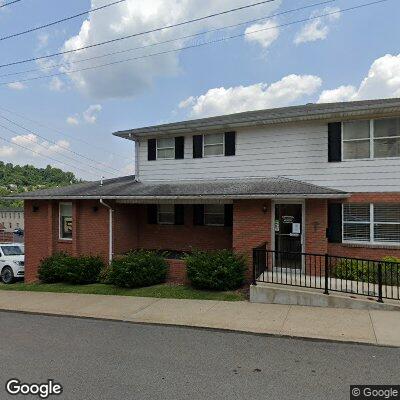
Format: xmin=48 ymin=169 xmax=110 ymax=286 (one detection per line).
xmin=157 ymin=204 xmax=175 ymax=225
xmin=203 ymin=133 xmax=224 ymax=157
xmin=204 ymin=204 xmax=225 ymax=226
xmin=157 ymin=138 xmax=175 ymax=159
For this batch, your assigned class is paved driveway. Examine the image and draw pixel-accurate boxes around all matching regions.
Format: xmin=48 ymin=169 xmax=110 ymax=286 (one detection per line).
xmin=0 ymin=311 xmax=399 ymax=400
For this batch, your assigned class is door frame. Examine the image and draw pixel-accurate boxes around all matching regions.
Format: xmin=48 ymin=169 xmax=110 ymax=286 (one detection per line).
xmin=271 ymin=199 xmax=306 ymax=271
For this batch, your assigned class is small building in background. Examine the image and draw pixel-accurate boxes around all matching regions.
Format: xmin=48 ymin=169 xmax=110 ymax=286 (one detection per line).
xmin=0 ymin=208 xmax=24 ymax=232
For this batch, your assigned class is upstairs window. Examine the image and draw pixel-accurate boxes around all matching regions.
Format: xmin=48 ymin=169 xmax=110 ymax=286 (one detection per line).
xmin=203 ymin=133 xmax=224 ymax=157
xmin=374 ymin=118 xmax=400 ymax=158
xmin=343 ymin=203 xmax=400 ymax=244
xmin=342 ymin=120 xmax=370 ymax=159
xmin=157 ymin=204 xmax=175 ymax=225
xmin=59 ymin=202 xmax=73 ymax=240
xmin=157 ymin=138 xmax=175 ymax=160
xmin=342 ymin=118 xmax=400 ymax=160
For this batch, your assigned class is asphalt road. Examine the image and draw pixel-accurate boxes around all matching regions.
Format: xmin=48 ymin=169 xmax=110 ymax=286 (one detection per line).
xmin=0 ymin=311 xmax=398 ymax=400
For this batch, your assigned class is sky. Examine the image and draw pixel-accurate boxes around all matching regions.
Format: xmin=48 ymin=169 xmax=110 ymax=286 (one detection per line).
xmin=0 ymin=0 xmax=399 ymax=180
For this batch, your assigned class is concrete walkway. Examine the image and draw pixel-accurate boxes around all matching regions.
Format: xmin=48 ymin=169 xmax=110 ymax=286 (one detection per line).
xmin=0 ymin=291 xmax=399 ymax=347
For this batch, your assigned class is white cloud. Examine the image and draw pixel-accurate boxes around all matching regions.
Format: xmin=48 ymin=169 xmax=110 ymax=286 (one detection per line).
xmin=0 ymin=145 xmax=16 ymax=157
xmin=11 ymin=134 xmax=70 ymax=158
xmin=244 ymin=19 xmax=279 ymax=48
xmin=37 ymin=33 xmax=49 ymax=49
xmin=66 ymin=116 xmax=79 ymax=125
xmin=294 ymin=7 xmax=340 ymax=45
xmin=318 ymin=53 xmax=400 ymax=103
xmin=178 ymin=96 xmax=195 ymax=109
xmin=49 ymin=77 xmax=65 ymax=92
xmin=180 ymin=74 xmax=322 ymax=118
xmin=61 ymin=0 xmax=281 ymax=99
xmin=7 ymin=82 xmax=26 ymax=90
xmin=83 ymin=104 xmax=102 ymax=124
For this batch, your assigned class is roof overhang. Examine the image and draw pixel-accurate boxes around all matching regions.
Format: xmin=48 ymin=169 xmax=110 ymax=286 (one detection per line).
xmin=113 ymin=99 xmax=400 ymax=140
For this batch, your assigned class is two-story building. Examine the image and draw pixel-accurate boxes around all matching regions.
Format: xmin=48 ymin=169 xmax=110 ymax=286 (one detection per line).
xmin=7 ymin=98 xmax=400 ymax=283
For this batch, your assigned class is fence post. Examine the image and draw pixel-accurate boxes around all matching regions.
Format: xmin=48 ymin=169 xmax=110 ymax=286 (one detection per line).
xmin=324 ymin=253 xmax=329 ymax=295
xmin=252 ymin=249 xmax=257 ymax=286
xmin=377 ymin=262 xmax=383 ymax=303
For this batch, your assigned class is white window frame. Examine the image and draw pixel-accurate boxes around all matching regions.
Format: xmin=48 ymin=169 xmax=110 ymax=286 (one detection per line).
xmin=157 ymin=204 xmax=175 ymax=225
xmin=156 ymin=137 xmax=175 ymax=160
xmin=203 ymin=133 xmax=225 ymax=158
xmin=59 ymin=202 xmax=73 ymax=240
xmin=342 ymin=118 xmax=400 ymax=161
xmin=342 ymin=203 xmax=400 ymax=245
xmin=204 ymin=204 xmax=225 ymax=227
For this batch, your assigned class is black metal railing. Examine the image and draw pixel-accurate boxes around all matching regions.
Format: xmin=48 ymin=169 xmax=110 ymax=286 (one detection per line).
xmin=253 ymin=248 xmax=400 ymax=302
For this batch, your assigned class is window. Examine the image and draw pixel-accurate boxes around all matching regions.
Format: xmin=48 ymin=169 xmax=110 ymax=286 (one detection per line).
xmin=157 ymin=204 xmax=175 ymax=225
xmin=203 ymin=133 xmax=224 ymax=157
xmin=342 ymin=120 xmax=370 ymax=159
xmin=343 ymin=203 xmax=400 ymax=244
xmin=204 ymin=204 xmax=225 ymax=226
xmin=59 ymin=202 xmax=73 ymax=239
xmin=343 ymin=204 xmax=370 ymax=242
xmin=374 ymin=118 xmax=400 ymax=158
xmin=342 ymin=118 xmax=400 ymax=160
xmin=157 ymin=138 xmax=175 ymax=159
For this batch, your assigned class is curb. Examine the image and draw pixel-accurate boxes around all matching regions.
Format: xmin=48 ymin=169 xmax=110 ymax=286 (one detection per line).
xmin=0 ymin=307 xmax=397 ymax=349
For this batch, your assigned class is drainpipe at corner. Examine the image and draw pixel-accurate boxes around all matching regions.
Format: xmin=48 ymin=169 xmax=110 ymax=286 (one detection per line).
xmin=99 ymin=199 xmax=114 ymax=265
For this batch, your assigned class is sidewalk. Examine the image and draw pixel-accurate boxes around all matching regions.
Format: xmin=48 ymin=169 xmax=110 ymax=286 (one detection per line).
xmin=0 ymin=290 xmax=399 ymax=347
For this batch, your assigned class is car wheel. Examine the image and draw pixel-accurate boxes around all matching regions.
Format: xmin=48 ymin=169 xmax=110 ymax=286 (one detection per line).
xmin=1 ymin=267 xmax=14 ymax=284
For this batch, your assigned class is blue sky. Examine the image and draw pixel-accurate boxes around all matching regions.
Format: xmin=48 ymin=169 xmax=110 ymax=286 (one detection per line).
xmin=0 ymin=0 xmax=399 ymax=180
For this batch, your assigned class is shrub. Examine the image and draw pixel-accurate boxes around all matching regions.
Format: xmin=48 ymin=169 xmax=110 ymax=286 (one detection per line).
xmin=38 ymin=252 xmax=72 ymax=283
xmin=63 ymin=256 xmax=105 ymax=285
xmin=185 ymin=250 xmax=246 ymax=291
xmin=108 ymin=250 xmax=168 ymax=288
xmin=332 ymin=258 xmax=400 ymax=286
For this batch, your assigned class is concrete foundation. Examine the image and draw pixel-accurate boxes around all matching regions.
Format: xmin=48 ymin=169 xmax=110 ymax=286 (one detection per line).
xmin=250 ymin=283 xmax=400 ymax=311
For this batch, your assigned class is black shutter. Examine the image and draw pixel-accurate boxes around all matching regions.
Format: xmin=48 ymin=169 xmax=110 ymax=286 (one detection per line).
xmin=174 ymin=205 xmax=184 ymax=225
xmin=193 ymin=205 xmax=204 ymax=226
xmin=175 ymin=137 xmax=184 ymax=159
xmin=224 ymin=204 xmax=233 ymax=227
xmin=148 ymin=139 xmax=157 ymax=161
xmin=327 ymin=203 xmax=342 ymax=243
xmin=328 ymin=123 xmax=342 ymax=162
xmin=193 ymin=135 xmax=203 ymax=158
xmin=147 ymin=204 xmax=158 ymax=225
xmin=224 ymin=132 xmax=236 ymax=156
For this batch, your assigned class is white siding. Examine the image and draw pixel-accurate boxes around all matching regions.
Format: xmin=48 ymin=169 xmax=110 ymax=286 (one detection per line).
xmin=137 ymin=121 xmax=400 ymax=193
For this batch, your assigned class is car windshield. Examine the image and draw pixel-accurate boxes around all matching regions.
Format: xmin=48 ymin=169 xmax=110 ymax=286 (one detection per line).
xmin=1 ymin=246 xmax=23 ymax=256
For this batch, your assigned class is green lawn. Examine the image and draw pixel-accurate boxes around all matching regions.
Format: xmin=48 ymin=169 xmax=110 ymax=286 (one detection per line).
xmin=0 ymin=282 xmax=246 ymax=302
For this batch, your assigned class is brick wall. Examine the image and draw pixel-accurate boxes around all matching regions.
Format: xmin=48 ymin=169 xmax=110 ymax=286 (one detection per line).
xmin=136 ymin=205 xmax=232 ymax=252
xmin=166 ymin=259 xmax=188 ymax=284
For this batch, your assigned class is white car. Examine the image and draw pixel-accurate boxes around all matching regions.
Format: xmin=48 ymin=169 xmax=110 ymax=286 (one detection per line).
xmin=0 ymin=244 xmax=24 ymax=284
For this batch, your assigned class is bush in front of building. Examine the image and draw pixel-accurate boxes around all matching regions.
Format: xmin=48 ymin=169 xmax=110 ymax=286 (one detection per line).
xmin=63 ymin=256 xmax=105 ymax=285
xmin=107 ymin=250 xmax=168 ymax=288
xmin=38 ymin=252 xmax=74 ymax=283
xmin=185 ymin=250 xmax=246 ymax=291
xmin=38 ymin=253 xmax=104 ymax=284
xmin=332 ymin=257 xmax=399 ymax=286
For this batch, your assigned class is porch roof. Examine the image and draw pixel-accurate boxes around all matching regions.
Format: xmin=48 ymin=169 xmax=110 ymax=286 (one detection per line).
xmin=3 ymin=176 xmax=349 ymax=201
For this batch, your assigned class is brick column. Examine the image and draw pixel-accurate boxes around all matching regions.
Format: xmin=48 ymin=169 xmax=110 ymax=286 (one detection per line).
xmin=232 ymin=200 xmax=271 ymax=279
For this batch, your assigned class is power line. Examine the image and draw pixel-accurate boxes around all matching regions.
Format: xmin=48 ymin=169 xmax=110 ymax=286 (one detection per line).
xmin=0 ymin=0 xmax=22 ymax=9
xmin=0 ymin=105 xmax=132 ymax=161
xmin=0 ymin=122 xmax=119 ymax=177
xmin=0 ymin=132 xmax=102 ymax=178
xmin=0 ymin=0 xmax=278 ymax=69
xmin=0 ymin=0 xmax=338 ymax=79
xmin=0 ymin=0 xmax=389 ymax=87
xmin=0 ymin=115 xmax=121 ymax=175
xmin=0 ymin=0 xmax=127 ymax=42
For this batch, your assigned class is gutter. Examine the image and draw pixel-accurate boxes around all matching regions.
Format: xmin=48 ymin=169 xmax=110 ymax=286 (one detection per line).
xmin=99 ymin=199 xmax=114 ymax=265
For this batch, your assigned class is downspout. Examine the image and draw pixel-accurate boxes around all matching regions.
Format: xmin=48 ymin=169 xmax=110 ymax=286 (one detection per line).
xmin=99 ymin=199 xmax=114 ymax=264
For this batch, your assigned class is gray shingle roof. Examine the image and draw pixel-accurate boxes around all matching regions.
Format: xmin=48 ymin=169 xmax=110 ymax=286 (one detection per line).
xmin=114 ymin=98 xmax=400 ymax=139
xmin=3 ymin=175 xmax=348 ymax=200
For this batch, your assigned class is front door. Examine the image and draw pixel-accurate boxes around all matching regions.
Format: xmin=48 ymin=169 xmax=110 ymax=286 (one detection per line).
xmin=274 ymin=203 xmax=303 ymax=269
